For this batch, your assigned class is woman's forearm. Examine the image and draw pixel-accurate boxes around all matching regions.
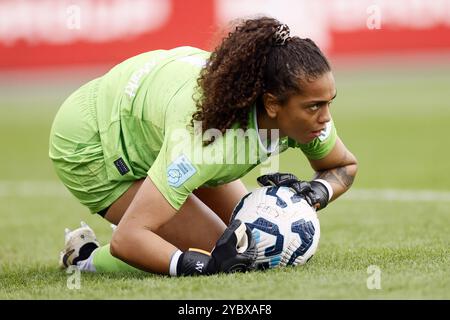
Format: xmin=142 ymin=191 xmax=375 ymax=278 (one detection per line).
xmin=313 ymin=162 xmax=358 ymax=201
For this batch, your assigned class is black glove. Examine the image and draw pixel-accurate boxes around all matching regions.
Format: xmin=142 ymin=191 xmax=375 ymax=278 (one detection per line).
xmin=257 ymin=172 xmax=331 ymax=210
xmin=176 ymin=219 xmax=257 ymax=276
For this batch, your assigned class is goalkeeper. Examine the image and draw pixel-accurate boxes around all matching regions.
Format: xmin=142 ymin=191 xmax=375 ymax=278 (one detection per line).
xmin=49 ymin=17 xmax=357 ymax=276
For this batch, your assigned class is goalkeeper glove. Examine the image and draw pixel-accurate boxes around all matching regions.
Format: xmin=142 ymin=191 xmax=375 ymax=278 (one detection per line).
xmin=257 ymin=172 xmax=333 ymax=210
xmin=170 ymin=219 xmax=257 ymax=276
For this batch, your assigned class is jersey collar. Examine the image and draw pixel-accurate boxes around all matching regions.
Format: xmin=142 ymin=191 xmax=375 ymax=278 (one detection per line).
xmin=250 ymin=104 xmax=281 ymax=155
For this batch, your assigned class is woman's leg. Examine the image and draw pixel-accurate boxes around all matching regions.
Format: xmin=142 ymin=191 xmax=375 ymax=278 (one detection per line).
xmin=91 ymin=184 xmax=227 ymax=273
xmin=103 ymin=180 xmax=145 ymax=225
xmin=90 ymin=179 xmax=248 ymax=273
xmin=104 ymin=180 xmax=228 ymax=251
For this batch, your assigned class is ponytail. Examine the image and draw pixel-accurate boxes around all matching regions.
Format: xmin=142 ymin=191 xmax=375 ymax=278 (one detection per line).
xmin=191 ymin=16 xmax=330 ymax=145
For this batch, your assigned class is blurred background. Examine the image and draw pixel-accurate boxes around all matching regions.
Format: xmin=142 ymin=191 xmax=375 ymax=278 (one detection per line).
xmin=2 ymin=0 xmax=449 ymax=195
xmin=1 ymin=0 xmax=449 ymax=299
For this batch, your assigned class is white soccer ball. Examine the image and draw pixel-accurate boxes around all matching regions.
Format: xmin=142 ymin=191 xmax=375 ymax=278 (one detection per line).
xmin=231 ymin=186 xmax=320 ymax=269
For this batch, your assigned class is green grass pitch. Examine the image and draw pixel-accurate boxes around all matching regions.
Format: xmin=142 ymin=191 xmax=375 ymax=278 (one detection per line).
xmin=0 ymin=64 xmax=449 ymax=299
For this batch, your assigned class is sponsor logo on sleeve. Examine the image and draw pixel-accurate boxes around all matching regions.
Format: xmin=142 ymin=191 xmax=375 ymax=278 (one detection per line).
xmin=167 ymin=154 xmax=197 ymax=188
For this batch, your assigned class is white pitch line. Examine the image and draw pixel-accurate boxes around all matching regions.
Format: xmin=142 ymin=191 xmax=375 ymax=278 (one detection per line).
xmin=341 ymin=189 xmax=450 ymax=202
xmin=0 ymin=181 xmax=70 ymax=198
xmin=1 ymin=181 xmax=450 ymax=202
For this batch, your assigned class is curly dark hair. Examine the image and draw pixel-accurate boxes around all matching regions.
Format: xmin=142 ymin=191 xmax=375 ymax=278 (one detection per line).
xmin=191 ymin=16 xmax=331 ymax=145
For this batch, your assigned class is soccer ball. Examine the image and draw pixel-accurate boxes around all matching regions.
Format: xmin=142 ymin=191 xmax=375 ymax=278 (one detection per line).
xmin=230 ymin=186 xmax=320 ymax=269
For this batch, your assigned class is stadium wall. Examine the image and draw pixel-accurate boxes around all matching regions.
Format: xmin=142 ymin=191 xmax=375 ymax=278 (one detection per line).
xmin=1 ymin=0 xmax=450 ymax=70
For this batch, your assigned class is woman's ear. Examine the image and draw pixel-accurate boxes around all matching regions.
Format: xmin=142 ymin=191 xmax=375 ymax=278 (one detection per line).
xmin=262 ymin=93 xmax=281 ymax=119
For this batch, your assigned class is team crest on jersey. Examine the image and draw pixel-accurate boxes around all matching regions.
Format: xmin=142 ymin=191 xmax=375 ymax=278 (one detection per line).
xmin=318 ymin=121 xmax=332 ymax=142
xmin=167 ymin=154 xmax=197 ymax=188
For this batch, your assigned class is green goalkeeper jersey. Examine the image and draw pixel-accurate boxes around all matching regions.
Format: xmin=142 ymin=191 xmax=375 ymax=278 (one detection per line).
xmin=95 ymin=46 xmax=337 ymax=210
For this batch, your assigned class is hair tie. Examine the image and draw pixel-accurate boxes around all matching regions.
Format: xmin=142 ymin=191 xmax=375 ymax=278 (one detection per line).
xmin=273 ymin=24 xmax=291 ymax=46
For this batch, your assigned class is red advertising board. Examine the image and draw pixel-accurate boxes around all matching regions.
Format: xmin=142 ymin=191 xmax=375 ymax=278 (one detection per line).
xmin=1 ymin=0 xmax=449 ymax=69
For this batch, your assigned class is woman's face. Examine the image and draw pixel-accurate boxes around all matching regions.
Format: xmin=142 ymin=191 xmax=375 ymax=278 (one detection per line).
xmin=272 ymin=71 xmax=337 ymax=144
